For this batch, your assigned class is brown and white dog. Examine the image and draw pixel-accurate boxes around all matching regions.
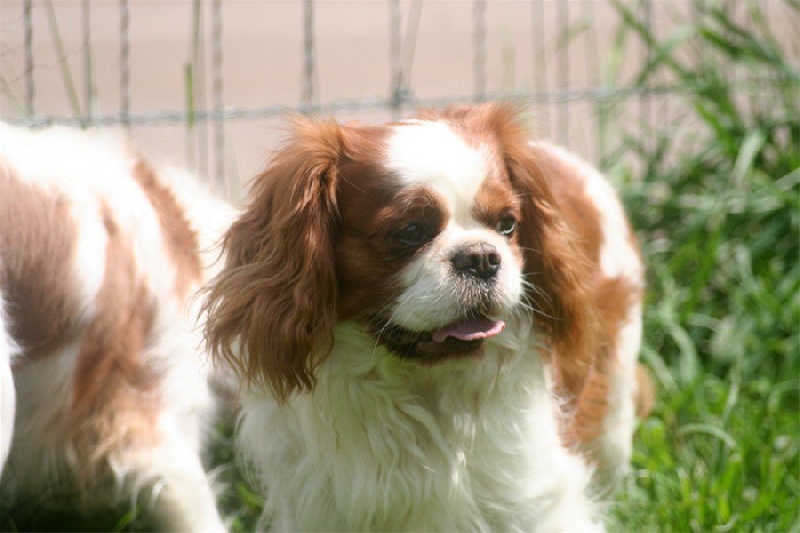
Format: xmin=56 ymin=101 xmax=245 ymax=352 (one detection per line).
xmin=0 ymin=123 xmax=235 ymax=530
xmin=204 ymin=104 xmax=651 ymax=531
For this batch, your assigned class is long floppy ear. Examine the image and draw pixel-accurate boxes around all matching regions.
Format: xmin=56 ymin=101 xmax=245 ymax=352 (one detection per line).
xmin=466 ymin=103 xmax=601 ymax=400
xmin=203 ymin=117 xmax=342 ymax=402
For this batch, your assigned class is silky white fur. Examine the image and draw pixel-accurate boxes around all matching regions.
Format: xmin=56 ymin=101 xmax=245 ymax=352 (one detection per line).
xmin=0 ymin=123 xmax=236 ymax=531
xmin=240 ymin=320 xmax=603 ymax=532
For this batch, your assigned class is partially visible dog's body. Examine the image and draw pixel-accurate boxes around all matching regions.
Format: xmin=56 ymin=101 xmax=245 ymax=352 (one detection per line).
xmin=0 ymin=123 xmax=234 ymax=530
xmin=204 ymin=104 xmax=651 ymax=531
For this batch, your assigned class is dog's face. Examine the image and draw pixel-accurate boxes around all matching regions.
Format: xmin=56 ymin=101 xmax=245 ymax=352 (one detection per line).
xmin=204 ymin=104 xmax=597 ymax=400
xmin=334 ymin=119 xmax=525 ymax=363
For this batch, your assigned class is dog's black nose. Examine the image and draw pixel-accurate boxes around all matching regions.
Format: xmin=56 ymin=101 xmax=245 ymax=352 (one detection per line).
xmin=452 ymin=243 xmax=501 ymax=281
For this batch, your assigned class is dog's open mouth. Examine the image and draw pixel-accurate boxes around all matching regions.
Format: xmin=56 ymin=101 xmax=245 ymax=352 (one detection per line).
xmin=374 ymin=314 xmax=506 ymax=362
xmin=430 ymin=315 xmax=505 ymax=342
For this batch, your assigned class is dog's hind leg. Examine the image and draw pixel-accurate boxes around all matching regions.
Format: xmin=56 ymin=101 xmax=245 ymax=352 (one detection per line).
xmin=0 ymin=295 xmax=17 ymax=474
xmin=122 ymin=424 xmax=227 ymax=533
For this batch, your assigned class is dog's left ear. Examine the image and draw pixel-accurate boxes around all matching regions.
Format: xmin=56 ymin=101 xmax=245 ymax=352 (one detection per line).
xmin=480 ymin=104 xmax=601 ymax=399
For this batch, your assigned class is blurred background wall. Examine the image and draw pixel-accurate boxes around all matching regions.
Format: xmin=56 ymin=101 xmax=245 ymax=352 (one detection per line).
xmin=0 ymin=1 xmax=795 ymax=196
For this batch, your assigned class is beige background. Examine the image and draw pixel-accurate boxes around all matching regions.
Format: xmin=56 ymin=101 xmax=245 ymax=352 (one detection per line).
xmin=0 ymin=1 xmax=795 ymax=195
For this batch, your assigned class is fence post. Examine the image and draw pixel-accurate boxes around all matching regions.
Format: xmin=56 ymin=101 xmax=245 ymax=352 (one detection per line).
xmin=119 ymin=0 xmax=130 ymax=129
xmin=82 ymin=0 xmax=95 ymax=126
xmin=532 ymin=0 xmax=551 ymax=138
xmin=23 ymin=0 xmax=34 ymax=116
xmin=212 ymin=0 xmax=225 ymax=189
xmin=390 ymin=0 xmax=403 ymax=119
xmin=302 ymin=0 xmax=317 ymax=114
xmin=640 ymin=0 xmax=653 ymax=141
xmin=473 ymin=0 xmax=487 ymax=102
xmin=557 ymin=0 xmax=569 ymax=145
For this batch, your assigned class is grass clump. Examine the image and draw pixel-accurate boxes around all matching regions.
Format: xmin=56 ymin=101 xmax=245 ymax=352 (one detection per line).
xmin=605 ymin=1 xmax=799 ymax=531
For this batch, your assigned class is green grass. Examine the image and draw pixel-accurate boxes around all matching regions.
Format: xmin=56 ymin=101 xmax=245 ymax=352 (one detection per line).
xmin=2 ymin=1 xmax=798 ymax=531
xmin=605 ymin=1 xmax=799 ymax=531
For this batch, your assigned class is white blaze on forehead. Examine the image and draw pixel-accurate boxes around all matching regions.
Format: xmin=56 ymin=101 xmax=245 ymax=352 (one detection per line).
xmin=384 ymin=121 xmax=525 ymax=332
xmin=387 ymin=120 xmax=490 ymax=223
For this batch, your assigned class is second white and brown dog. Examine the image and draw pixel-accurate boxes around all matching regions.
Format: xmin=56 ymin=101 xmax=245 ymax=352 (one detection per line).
xmin=0 ymin=123 xmax=235 ymax=530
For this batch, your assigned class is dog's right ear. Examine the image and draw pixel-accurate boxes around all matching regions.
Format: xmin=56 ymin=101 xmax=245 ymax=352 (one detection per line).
xmin=203 ymin=117 xmax=342 ymax=402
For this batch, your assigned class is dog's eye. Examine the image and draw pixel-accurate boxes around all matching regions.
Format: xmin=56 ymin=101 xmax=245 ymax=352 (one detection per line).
xmin=495 ymin=216 xmax=517 ymax=237
xmin=393 ymin=222 xmax=428 ymax=247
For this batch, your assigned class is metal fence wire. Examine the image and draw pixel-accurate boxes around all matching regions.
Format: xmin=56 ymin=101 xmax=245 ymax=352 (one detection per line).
xmin=0 ymin=0 xmax=794 ymax=191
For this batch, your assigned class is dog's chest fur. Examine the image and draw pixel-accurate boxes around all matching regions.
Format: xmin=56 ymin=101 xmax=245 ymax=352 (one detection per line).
xmin=239 ymin=321 xmax=601 ymax=531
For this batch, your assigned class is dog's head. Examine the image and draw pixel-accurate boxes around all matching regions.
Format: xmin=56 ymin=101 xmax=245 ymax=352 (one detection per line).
xmin=204 ymin=104 xmax=598 ymax=401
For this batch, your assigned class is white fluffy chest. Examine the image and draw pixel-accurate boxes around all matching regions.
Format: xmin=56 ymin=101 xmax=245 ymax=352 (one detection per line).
xmin=238 ymin=325 xmax=602 ymax=532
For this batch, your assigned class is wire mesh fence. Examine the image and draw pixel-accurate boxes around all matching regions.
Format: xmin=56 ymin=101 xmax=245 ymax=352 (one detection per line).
xmin=0 ymin=0 xmax=796 ymax=193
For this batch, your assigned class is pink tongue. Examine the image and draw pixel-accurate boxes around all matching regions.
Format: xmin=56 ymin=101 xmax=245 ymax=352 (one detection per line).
xmin=432 ymin=316 xmax=506 ymax=343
